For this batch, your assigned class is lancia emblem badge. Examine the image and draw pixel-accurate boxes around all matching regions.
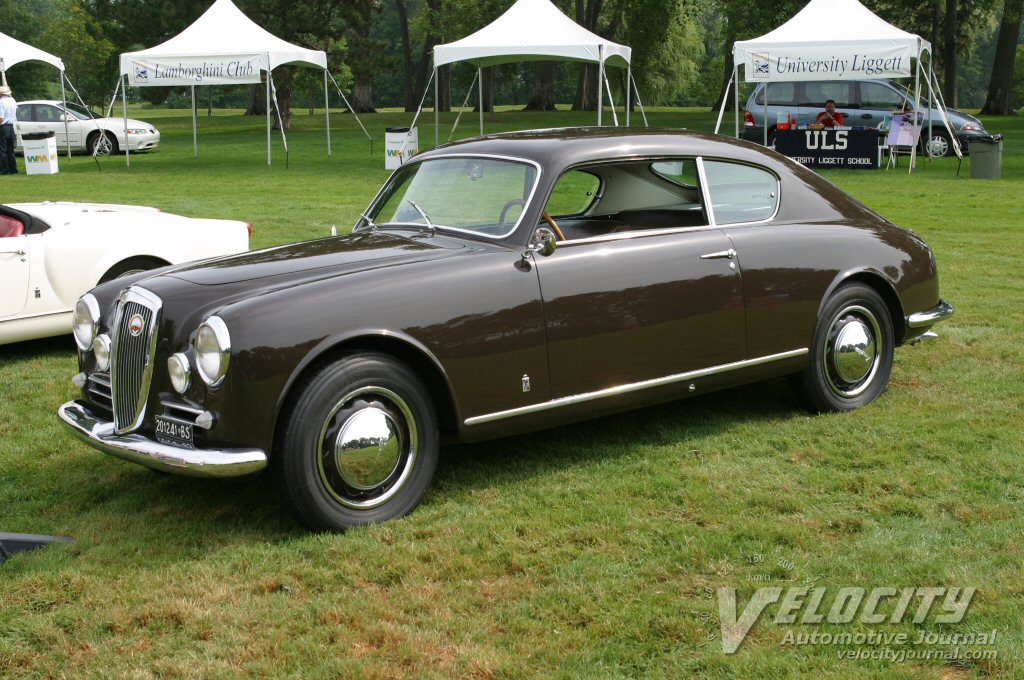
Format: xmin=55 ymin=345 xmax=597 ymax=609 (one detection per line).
xmin=128 ymin=313 xmax=145 ymax=337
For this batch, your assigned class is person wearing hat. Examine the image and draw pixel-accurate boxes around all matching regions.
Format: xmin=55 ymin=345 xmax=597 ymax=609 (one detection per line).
xmin=0 ymin=85 xmax=19 ymax=174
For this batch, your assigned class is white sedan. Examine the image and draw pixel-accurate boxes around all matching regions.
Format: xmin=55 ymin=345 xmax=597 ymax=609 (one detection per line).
xmin=1 ymin=202 xmax=249 ymax=345
xmin=15 ymin=101 xmax=160 ymax=156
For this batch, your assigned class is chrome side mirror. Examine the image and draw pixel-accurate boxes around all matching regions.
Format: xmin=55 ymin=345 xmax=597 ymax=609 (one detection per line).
xmin=528 ymin=227 xmax=557 ymax=258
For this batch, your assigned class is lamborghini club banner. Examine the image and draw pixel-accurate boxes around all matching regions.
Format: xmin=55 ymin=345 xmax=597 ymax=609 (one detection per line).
xmin=742 ymin=45 xmax=912 ymax=82
xmin=127 ymin=55 xmax=265 ymax=86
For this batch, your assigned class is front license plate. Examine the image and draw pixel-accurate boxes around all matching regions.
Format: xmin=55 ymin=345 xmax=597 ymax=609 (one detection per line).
xmin=155 ymin=416 xmax=194 ymax=448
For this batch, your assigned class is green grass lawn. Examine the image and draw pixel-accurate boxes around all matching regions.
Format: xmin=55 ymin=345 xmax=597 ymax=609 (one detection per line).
xmin=1 ymin=105 xmax=1022 ymax=678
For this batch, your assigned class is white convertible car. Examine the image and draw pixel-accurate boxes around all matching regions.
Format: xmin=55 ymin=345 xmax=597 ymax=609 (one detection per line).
xmin=1 ymin=202 xmax=250 ymax=345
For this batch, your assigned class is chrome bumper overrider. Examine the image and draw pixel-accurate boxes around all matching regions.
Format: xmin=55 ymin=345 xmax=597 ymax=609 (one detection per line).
xmin=58 ymin=401 xmax=267 ymax=477
xmin=907 ymin=299 xmax=954 ymax=329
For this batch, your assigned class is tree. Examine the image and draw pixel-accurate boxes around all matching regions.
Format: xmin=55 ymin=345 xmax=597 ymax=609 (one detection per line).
xmin=42 ymin=0 xmax=118 ymax=106
xmin=980 ymin=0 xmax=1023 ymax=113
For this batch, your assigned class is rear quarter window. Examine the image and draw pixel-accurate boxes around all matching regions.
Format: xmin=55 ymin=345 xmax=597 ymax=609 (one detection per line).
xmin=703 ymin=161 xmax=778 ymax=225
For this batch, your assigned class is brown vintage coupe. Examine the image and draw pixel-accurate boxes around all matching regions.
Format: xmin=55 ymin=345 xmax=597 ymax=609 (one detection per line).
xmin=58 ymin=128 xmax=953 ymax=531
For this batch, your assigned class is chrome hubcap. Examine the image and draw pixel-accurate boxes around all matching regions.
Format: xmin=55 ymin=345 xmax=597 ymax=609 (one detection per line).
xmin=927 ymin=135 xmax=949 ymax=157
xmin=825 ymin=305 xmax=881 ymax=398
xmin=318 ymin=387 xmax=417 ymax=510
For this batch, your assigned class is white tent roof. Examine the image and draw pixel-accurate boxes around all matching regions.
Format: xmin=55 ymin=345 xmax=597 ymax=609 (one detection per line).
xmin=734 ymin=0 xmax=928 ymax=82
xmin=0 ymin=31 xmax=65 ymax=72
xmin=119 ymin=0 xmax=326 ymax=76
xmin=434 ymin=0 xmax=630 ymax=69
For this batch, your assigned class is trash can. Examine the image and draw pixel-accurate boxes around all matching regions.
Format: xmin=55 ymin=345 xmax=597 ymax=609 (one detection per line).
xmin=385 ymin=127 xmax=418 ymax=170
xmin=21 ymin=131 xmax=59 ymax=175
xmin=969 ymin=134 xmax=1003 ymax=180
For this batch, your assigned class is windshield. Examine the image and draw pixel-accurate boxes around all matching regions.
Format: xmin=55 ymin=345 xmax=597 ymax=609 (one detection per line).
xmin=365 ymin=157 xmax=539 ymax=238
xmin=63 ymin=103 xmax=99 ymax=120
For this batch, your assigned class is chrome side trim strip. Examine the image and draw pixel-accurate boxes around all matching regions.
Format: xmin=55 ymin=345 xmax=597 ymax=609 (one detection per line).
xmin=0 ymin=308 xmax=72 ymax=323
xmin=58 ymin=401 xmax=267 ymax=478
xmin=464 ymin=348 xmax=808 ymax=426
xmin=907 ymin=299 xmax=954 ymax=328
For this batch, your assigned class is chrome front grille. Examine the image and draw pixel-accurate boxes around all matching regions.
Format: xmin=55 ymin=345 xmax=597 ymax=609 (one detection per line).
xmin=87 ymin=372 xmax=112 ymax=410
xmin=110 ymin=288 xmax=162 ymax=434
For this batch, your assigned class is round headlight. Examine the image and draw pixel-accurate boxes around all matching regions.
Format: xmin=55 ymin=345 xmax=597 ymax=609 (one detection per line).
xmin=168 ymin=353 xmax=192 ymax=394
xmin=72 ymin=294 xmax=101 ymax=351
xmin=93 ymin=334 xmax=111 ymax=371
xmin=195 ymin=316 xmax=231 ymax=386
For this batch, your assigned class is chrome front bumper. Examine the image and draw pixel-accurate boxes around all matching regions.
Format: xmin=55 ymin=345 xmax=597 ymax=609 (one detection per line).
xmin=58 ymin=401 xmax=267 ymax=477
xmin=907 ymin=299 xmax=954 ymax=329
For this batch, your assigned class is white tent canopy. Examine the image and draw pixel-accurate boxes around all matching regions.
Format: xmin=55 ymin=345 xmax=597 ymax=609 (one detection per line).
xmin=429 ymin=0 xmax=636 ymax=141
xmin=0 ymin=32 xmax=65 ymax=74
xmin=118 ymin=0 xmax=330 ymax=166
xmin=717 ymin=0 xmax=959 ymax=169
xmin=1 ymin=31 xmax=80 ymax=158
xmin=733 ymin=0 xmax=928 ymax=82
xmin=434 ymin=0 xmax=630 ymax=69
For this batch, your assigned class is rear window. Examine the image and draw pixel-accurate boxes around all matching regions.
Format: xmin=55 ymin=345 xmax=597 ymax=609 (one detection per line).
xmin=754 ymin=83 xmax=796 ymax=106
xmin=803 ymin=82 xmax=855 ymax=108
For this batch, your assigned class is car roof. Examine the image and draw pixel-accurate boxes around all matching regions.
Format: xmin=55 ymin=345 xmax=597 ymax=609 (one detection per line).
xmin=416 ymin=127 xmax=787 ymax=172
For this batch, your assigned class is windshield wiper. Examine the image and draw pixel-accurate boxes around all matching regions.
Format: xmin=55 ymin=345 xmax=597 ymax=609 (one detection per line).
xmin=406 ymin=199 xmax=436 ymax=235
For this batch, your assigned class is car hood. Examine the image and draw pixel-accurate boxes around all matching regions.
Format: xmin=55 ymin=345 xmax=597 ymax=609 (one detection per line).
xmin=96 ymin=117 xmax=154 ymax=130
xmin=165 ymin=230 xmax=466 ymax=287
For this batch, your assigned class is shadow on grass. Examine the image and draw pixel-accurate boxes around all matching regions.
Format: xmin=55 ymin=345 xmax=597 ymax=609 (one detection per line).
xmin=11 ymin=375 xmax=803 ymax=565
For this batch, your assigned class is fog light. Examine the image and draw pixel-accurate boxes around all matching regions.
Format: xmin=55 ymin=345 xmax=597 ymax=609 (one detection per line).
xmin=93 ymin=334 xmax=111 ymax=371
xmin=195 ymin=411 xmax=215 ymax=429
xmin=168 ymin=353 xmax=191 ymax=394
xmin=71 ymin=373 xmax=87 ymax=389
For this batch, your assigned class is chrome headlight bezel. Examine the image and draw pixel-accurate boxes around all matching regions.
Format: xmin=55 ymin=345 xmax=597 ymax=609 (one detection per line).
xmin=73 ymin=294 xmax=101 ymax=351
xmin=195 ymin=316 xmax=231 ymax=387
xmin=168 ymin=352 xmax=192 ymax=394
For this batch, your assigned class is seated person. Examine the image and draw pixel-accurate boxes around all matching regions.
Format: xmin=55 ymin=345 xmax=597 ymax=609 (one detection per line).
xmin=816 ymin=100 xmax=845 ymax=128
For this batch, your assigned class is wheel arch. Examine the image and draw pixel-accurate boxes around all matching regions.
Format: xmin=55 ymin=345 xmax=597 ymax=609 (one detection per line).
xmin=823 ymin=270 xmax=906 ymax=345
xmin=99 ymin=255 xmax=170 ymax=284
xmin=274 ymin=333 xmax=460 ymax=449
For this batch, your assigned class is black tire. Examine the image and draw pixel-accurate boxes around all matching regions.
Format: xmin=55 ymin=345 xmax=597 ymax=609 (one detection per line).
xmin=99 ymin=256 xmax=166 ymax=283
xmin=790 ymin=283 xmax=894 ymax=413
xmin=274 ymin=353 xmax=439 ymax=531
xmin=88 ymin=131 xmax=118 ymax=156
xmin=924 ymin=130 xmax=953 ymax=158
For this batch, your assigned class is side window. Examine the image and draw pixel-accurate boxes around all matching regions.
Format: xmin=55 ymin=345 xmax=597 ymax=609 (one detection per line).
xmin=802 ymin=82 xmax=854 ymax=108
xmin=38 ymin=106 xmax=61 ymax=123
xmin=651 ymin=160 xmax=699 ymax=188
xmin=754 ymin=82 xmax=796 ymax=106
xmin=703 ymin=160 xmax=778 ymax=225
xmin=547 ymin=171 xmax=600 ymax=216
xmin=859 ymin=82 xmax=907 ymax=110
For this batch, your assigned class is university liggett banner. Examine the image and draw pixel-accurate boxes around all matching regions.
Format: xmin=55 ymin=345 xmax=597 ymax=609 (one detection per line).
xmin=743 ymin=45 xmax=912 ymax=82
xmin=127 ymin=55 xmax=265 ymax=86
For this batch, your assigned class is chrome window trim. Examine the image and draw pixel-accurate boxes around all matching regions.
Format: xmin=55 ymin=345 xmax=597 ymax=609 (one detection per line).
xmin=464 ymin=348 xmax=808 ymax=426
xmin=359 ymin=153 xmax=543 ymax=240
xmin=556 ymin=224 xmax=720 ymax=248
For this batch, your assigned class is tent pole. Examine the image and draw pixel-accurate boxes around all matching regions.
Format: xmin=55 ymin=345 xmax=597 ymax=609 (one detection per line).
xmin=630 ymin=76 xmax=648 ymax=127
xmin=191 ymin=85 xmax=198 ymax=159
xmin=324 ymin=69 xmax=331 ymax=157
xmin=0 ymin=60 xmax=6 ymax=86
xmin=763 ymin=84 xmax=768 ymax=148
xmin=734 ymin=61 xmax=740 ymax=138
xmin=603 ymin=70 xmax=618 ymax=126
xmin=597 ymin=46 xmax=604 ymax=126
xmin=122 ymin=74 xmax=130 ymax=167
xmin=714 ymin=69 xmax=733 ymax=135
xmin=909 ymin=54 xmax=921 ymax=173
xmin=478 ymin=66 xmax=483 ymax=136
xmin=625 ymin=65 xmax=631 ymax=127
xmin=266 ymin=69 xmax=272 ymax=167
xmin=60 ymin=72 xmax=71 ymax=158
xmin=434 ymin=67 xmax=439 ymax=147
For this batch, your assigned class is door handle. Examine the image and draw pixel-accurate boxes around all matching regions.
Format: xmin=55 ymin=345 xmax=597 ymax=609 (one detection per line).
xmin=861 ymin=114 xmax=873 ymax=119
xmin=0 ymin=249 xmax=27 ymax=256
xmin=700 ymin=249 xmax=736 ymax=260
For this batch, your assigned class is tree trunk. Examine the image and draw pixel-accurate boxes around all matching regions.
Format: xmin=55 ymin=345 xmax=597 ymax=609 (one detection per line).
xmin=351 ymin=74 xmax=376 ymax=113
xmin=473 ymin=67 xmax=494 ymax=113
xmin=980 ymin=0 xmax=1023 ymax=114
xmin=208 ymin=87 xmax=213 ymax=116
xmin=712 ymin=29 xmax=737 ymax=112
xmin=573 ymin=63 xmax=598 ymax=110
xmin=524 ymin=62 xmax=556 ymax=111
xmin=246 ymin=82 xmax=266 ymax=116
xmin=396 ymin=0 xmax=417 ymax=111
xmin=943 ymin=0 xmax=958 ymax=107
xmin=437 ymin=64 xmax=451 ymax=113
